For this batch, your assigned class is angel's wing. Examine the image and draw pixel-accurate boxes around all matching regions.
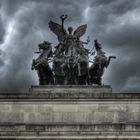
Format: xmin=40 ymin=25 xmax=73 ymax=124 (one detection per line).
xmin=73 ymin=24 xmax=87 ymax=38
xmin=48 ymin=20 xmax=67 ymax=42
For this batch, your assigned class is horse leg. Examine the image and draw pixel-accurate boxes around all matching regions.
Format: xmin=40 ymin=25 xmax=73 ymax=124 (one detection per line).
xmin=37 ymin=69 xmax=45 ymax=85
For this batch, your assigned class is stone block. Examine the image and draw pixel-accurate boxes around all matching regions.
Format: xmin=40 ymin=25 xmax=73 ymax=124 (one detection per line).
xmin=26 ymin=112 xmax=53 ymax=123
xmin=0 ymin=112 xmax=24 ymax=123
xmin=0 ymin=104 xmax=11 ymax=112
xmin=93 ymin=112 xmax=114 ymax=123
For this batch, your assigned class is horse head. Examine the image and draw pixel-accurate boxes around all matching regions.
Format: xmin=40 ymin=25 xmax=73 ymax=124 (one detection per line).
xmin=38 ymin=41 xmax=53 ymax=57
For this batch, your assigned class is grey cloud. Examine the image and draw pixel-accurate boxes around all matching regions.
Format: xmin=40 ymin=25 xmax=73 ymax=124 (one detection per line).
xmin=0 ymin=0 xmax=139 ymax=93
xmin=0 ymin=0 xmax=88 ymax=91
xmin=1 ymin=0 xmax=26 ymax=16
xmin=0 ymin=16 xmax=5 ymax=43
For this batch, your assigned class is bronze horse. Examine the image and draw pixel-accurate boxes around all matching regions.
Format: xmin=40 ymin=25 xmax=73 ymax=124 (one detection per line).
xmin=89 ymin=40 xmax=116 ymax=85
xmin=32 ymin=41 xmax=54 ymax=85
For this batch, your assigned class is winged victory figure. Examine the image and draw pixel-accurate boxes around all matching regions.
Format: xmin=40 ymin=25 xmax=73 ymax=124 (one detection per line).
xmin=48 ymin=15 xmax=89 ymax=85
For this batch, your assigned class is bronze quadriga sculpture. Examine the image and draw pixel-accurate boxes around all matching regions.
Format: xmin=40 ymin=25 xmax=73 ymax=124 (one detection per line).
xmin=32 ymin=15 xmax=116 ymax=85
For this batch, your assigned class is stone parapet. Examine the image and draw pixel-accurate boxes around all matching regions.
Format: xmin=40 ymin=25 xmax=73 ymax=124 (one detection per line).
xmin=0 ymin=86 xmax=139 ymax=139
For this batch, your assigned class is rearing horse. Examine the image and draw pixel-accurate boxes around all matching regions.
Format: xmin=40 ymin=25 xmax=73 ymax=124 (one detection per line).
xmin=89 ymin=40 xmax=116 ymax=85
xmin=32 ymin=41 xmax=54 ymax=85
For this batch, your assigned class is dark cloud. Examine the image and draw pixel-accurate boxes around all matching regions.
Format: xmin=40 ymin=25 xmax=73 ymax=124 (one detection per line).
xmin=0 ymin=17 xmax=5 ymax=43
xmin=0 ymin=0 xmax=139 ymax=92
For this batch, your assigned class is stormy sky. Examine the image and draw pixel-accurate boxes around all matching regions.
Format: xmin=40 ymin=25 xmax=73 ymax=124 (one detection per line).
xmin=0 ymin=0 xmax=140 ymax=92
